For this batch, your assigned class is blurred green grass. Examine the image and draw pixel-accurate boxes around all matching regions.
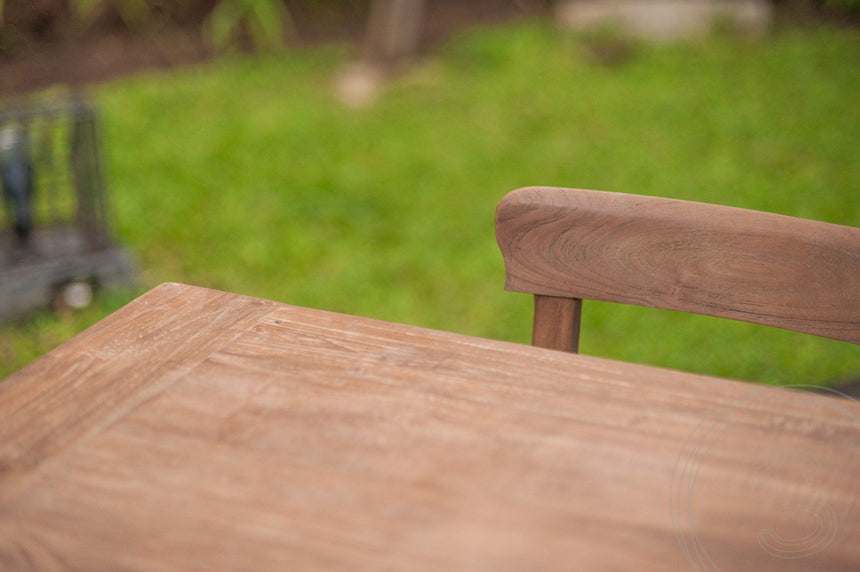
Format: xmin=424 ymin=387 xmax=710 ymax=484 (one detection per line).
xmin=1 ymin=20 xmax=858 ymax=384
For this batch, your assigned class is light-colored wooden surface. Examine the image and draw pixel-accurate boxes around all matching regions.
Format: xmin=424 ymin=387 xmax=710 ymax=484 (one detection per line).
xmin=496 ymin=186 xmax=860 ymax=345
xmin=1 ymin=283 xmax=859 ymax=571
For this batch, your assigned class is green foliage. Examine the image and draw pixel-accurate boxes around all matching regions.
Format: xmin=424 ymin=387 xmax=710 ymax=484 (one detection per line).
xmin=71 ymin=0 xmax=164 ymax=30
xmin=2 ymin=22 xmax=858 ymax=386
xmin=41 ymin=0 xmax=292 ymax=49
xmin=823 ymin=0 xmax=860 ymax=13
xmin=204 ymin=0 xmax=291 ymax=51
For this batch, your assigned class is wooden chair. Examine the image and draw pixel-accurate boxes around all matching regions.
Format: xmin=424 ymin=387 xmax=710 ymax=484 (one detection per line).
xmin=495 ymin=187 xmax=860 ymax=353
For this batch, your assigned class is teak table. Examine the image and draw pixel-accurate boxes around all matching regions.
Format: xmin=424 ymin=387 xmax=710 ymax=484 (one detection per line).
xmin=1 ymin=283 xmax=858 ymax=570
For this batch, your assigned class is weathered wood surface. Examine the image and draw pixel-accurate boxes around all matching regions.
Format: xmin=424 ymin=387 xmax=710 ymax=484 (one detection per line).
xmin=496 ymin=186 xmax=860 ymax=345
xmin=1 ymin=283 xmax=859 ymax=570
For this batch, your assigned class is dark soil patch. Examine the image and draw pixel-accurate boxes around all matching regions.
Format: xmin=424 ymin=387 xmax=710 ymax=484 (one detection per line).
xmin=0 ymin=0 xmax=550 ymax=96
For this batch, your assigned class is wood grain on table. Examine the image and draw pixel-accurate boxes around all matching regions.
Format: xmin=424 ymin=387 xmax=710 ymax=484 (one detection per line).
xmin=1 ymin=283 xmax=858 ymax=571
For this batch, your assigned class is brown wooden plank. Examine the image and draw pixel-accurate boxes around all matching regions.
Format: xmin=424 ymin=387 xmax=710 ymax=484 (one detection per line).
xmin=532 ymin=294 xmax=582 ymax=352
xmin=495 ymin=186 xmax=860 ymax=343
xmin=1 ymin=286 xmax=858 ymax=570
xmin=0 ymin=282 xmax=278 ymax=506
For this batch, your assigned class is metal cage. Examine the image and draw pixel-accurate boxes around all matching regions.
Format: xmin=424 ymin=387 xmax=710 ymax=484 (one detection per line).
xmin=0 ymin=93 xmax=134 ymax=320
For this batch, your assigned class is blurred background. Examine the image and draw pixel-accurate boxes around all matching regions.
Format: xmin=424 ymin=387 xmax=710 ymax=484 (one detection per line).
xmin=1 ymin=0 xmax=858 ymax=385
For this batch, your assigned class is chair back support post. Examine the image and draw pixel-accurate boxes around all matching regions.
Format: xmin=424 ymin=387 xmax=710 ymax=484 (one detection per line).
xmin=533 ymin=295 xmax=582 ymax=353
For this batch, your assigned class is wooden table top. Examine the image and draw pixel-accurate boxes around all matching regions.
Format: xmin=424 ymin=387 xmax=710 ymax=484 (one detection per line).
xmin=1 ymin=283 xmax=858 ymax=571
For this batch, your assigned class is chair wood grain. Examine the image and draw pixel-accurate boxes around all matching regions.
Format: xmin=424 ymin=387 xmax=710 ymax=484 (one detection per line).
xmin=1 ymin=283 xmax=859 ymax=570
xmin=532 ymin=294 xmax=582 ymax=352
xmin=496 ymin=186 xmax=860 ymax=351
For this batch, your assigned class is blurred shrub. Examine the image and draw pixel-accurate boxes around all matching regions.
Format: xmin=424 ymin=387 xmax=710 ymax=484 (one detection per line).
xmin=824 ymin=0 xmax=860 ymax=13
xmin=774 ymin=0 xmax=860 ymax=15
xmin=204 ymin=0 xmax=290 ymax=51
xmin=71 ymin=0 xmax=187 ymax=30
xmin=0 ymin=0 xmax=370 ymax=55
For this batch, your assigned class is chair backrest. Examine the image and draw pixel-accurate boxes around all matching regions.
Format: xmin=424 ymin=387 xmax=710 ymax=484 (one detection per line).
xmin=495 ymin=187 xmax=860 ymax=353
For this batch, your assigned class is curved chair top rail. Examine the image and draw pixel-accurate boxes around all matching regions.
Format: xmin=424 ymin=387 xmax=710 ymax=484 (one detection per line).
xmin=495 ymin=187 xmax=860 ymax=344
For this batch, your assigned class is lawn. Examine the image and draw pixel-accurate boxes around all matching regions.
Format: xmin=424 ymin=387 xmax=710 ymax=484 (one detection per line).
xmin=1 ymin=19 xmax=858 ymax=384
